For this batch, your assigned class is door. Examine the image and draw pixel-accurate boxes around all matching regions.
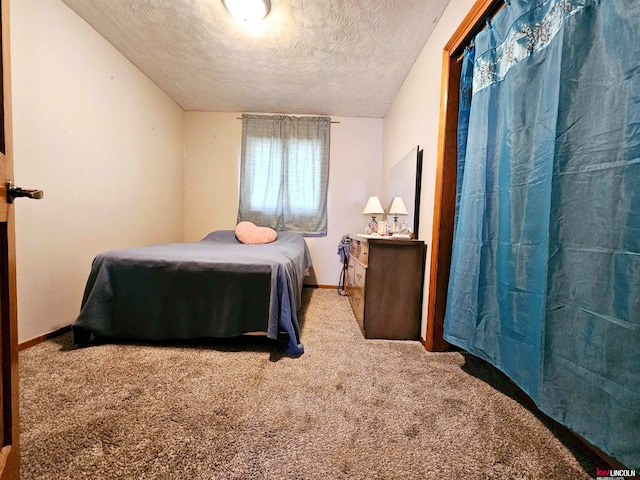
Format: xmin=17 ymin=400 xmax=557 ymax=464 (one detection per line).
xmin=0 ymin=0 xmax=19 ymax=478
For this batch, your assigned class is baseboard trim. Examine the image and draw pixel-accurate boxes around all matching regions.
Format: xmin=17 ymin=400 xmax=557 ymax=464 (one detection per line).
xmin=19 ymin=325 xmax=71 ymax=351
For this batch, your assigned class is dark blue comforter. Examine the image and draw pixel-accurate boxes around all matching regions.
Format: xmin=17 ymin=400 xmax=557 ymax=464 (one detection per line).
xmin=73 ymin=230 xmax=311 ymax=354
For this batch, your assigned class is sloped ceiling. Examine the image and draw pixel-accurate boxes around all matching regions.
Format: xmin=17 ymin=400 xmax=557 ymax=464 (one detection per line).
xmin=60 ymin=0 xmax=450 ymax=117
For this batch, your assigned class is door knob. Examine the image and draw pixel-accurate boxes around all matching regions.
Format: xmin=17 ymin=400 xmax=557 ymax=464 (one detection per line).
xmin=6 ymin=181 xmax=44 ymax=203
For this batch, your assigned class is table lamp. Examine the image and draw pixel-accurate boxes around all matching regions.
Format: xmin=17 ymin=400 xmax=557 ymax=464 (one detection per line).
xmin=362 ymin=196 xmax=385 ymax=233
xmin=387 ymin=197 xmax=408 ymax=234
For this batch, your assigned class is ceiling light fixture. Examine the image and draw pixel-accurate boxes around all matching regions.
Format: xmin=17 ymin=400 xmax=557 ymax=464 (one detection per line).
xmin=222 ymin=0 xmax=271 ymax=25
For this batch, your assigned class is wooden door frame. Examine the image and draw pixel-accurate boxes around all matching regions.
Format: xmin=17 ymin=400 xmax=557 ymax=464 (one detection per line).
xmin=424 ymin=0 xmax=504 ymax=352
xmin=0 ymin=0 xmax=20 ymax=477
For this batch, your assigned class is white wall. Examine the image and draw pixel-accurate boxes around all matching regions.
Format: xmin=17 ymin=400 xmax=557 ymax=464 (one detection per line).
xmin=382 ymin=0 xmax=477 ymax=338
xmin=185 ymin=112 xmax=382 ymax=286
xmin=184 ymin=113 xmax=240 ymax=239
xmin=11 ymin=0 xmax=185 ymax=343
xmin=308 ymin=116 xmax=382 ymax=286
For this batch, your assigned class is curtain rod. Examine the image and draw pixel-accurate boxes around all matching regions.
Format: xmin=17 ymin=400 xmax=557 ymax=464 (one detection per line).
xmin=458 ymin=0 xmax=507 ymax=61
xmin=236 ymin=117 xmax=340 ymax=123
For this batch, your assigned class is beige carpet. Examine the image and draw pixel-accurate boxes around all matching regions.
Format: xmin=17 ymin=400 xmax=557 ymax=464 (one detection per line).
xmin=20 ymin=288 xmax=595 ymax=479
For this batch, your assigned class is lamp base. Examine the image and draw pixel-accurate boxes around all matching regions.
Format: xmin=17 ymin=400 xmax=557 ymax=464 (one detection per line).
xmin=368 ymin=216 xmax=379 ymax=233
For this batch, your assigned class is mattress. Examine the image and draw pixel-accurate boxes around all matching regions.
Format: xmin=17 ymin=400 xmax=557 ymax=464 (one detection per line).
xmin=72 ymin=230 xmax=312 ymax=354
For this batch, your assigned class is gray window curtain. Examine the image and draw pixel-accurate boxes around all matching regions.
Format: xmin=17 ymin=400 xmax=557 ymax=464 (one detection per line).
xmin=237 ymin=114 xmax=330 ymax=235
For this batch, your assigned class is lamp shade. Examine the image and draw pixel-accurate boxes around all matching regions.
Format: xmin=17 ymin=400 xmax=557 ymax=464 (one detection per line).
xmin=388 ymin=197 xmax=409 ymax=216
xmin=223 ymin=0 xmax=271 ymax=24
xmin=362 ymin=196 xmax=385 ymax=215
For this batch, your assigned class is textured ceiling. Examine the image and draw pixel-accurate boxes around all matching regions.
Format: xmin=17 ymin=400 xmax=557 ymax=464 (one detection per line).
xmin=60 ymin=0 xmax=450 ymax=117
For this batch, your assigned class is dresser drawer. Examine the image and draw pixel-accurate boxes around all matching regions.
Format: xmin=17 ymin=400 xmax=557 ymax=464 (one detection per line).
xmin=359 ymin=242 xmax=369 ymax=265
xmin=360 ymin=242 xmax=369 ymax=265
xmin=346 ymin=257 xmax=355 ymax=287
xmin=353 ymin=258 xmax=366 ymax=293
xmin=351 ymin=240 xmax=361 ymax=260
xmin=350 ymin=238 xmax=369 ymax=266
xmin=349 ymin=287 xmax=365 ymax=333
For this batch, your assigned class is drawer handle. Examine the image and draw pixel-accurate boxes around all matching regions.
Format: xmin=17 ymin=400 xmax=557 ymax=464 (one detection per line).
xmin=356 ymin=274 xmax=363 ymax=280
xmin=354 ymin=297 xmax=361 ymax=305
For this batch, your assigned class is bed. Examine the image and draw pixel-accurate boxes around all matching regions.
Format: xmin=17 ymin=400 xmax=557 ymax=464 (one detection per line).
xmin=72 ymin=230 xmax=311 ymax=354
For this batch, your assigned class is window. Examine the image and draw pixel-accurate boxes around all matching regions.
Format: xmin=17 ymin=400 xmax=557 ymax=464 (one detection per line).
xmin=237 ymin=114 xmax=330 ymax=235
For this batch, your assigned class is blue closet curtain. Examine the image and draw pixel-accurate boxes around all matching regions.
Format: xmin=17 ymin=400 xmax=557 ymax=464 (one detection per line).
xmin=455 ymin=45 xmax=475 ymax=227
xmin=444 ymin=0 xmax=640 ymax=467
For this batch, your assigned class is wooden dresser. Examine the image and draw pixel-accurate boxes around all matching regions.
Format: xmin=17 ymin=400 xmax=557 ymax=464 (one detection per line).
xmin=346 ymin=234 xmax=426 ymax=340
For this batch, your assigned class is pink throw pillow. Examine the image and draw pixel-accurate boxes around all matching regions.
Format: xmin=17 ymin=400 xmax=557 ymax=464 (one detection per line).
xmin=235 ymin=221 xmax=277 ymax=244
